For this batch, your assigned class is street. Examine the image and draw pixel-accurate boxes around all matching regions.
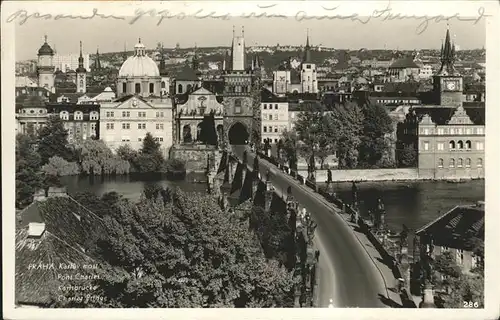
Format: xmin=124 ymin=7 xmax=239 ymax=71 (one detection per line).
xmin=232 ymin=146 xmax=388 ymax=308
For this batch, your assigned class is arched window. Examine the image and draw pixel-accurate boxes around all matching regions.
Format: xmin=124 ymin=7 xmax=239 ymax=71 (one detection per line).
xmin=178 ymin=84 xmax=183 ymax=94
xmin=74 ymin=111 xmax=83 ymax=121
xmin=187 ymin=84 xmax=193 ymax=92
xmin=477 ymin=158 xmax=483 ymax=167
xmin=457 ymin=140 xmax=464 ymax=149
xmin=60 ymin=111 xmax=69 ymax=121
xmin=161 ymin=81 xmax=166 ymax=89
xmin=135 ymin=83 xmax=141 ymax=94
xmin=122 ymin=82 xmax=127 ymax=93
xmin=234 ymin=99 xmax=242 ymax=114
xmin=466 ymin=140 xmax=472 ymax=149
xmin=449 ymin=141 xmax=455 ymax=149
xmin=457 ymin=158 xmax=463 ymax=167
xmin=438 ymin=158 xmax=444 ymax=168
xmin=449 ymin=158 xmax=455 ymax=168
xmin=149 ymin=83 xmax=154 ymax=94
xmin=465 ymin=158 xmax=471 ymax=167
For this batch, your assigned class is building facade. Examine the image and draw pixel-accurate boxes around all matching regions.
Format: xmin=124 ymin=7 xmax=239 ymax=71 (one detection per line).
xmin=53 ymin=53 xmax=91 ymax=73
xmin=16 ymin=96 xmax=49 ymax=135
xmin=37 ymin=36 xmax=55 ymax=93
xmin=174 ymin=87 xmax=224 ymax=144
xmin=99 ymin=95 xmax=173 ymax=157
xmin=260 ymin=89 xmax=289 ymax=143
xmin=47 ymin=103 xmax=100 ymax=143
xmin=417 ymin=107 xmax=484 ymax=179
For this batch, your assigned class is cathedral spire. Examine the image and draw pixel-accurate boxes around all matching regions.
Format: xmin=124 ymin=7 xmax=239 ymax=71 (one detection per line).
xmin=95 ymin=46 xmax=101 ymax=70
xmin=438 ymin=24 xmax=456 ymax=75
xmin=303 ymin=29 xmax=312 ymax=63
xmin=192 ymin=43 xmax=199 ymax=71
xmin=78 ymin=41 xmax=84 ymax=68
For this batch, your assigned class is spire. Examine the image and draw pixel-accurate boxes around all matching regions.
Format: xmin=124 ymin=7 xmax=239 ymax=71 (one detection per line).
xmin=44 ymin=35 xmax=48 ymax=43
xmin=438 ymin=24 xmax=457 ymax=75
xmin=303 ymin=29 xmax=312 ymax=63
xmin=192 ymin=43 xmax=199 ymax=71
xmin=95 ymin=46 xmax=101 ymax=70
xmin=76 ymin=41 xmax=86 ymax=74
xmin=159 ymin=43 xmax=166 ymax=73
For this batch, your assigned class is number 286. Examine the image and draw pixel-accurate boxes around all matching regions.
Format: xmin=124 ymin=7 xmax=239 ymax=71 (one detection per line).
xmin=463 ymin=301 xmax=479 ymax=308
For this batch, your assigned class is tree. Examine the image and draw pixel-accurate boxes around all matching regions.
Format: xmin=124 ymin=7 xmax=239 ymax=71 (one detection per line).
xmin=281 ymin=129 xmax=299 ymax=170
xmin=37 ymin=115 xmax=74 ymax=164
xmin=116 ymin=145 xmax=139 ymax=172
xmin=399 ymin=144 xmax=417 ymax=167
xmin=136 ymin=133 xmax=164 ymax=173
xmin=358 ymin=104 xmax=394 ymax=168
xmin=55 ymin=189 xmax=294 ymax=308
xmin=329 ymin=102 xmax=364 ymax=169
xmin=78 ymin=140 xmax=130 ymax=175
xmin=41 ymin=156 xmax=80 ymax=177
xmin=16 ymin=133 xmax=43 ymax=207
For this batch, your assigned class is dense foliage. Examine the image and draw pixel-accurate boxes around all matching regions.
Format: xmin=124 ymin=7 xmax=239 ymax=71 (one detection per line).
xmin=281 ymin=101 xmax=395 ymax=169
xmin=37 ymin=115 xmax=75 ymax=164
xmin=16 ymin=134 xmax=43 ymax=207
xmin=78 ymin=140 xmax=130 ymax=175
xmin=54 ymin=189 xmax=294 ymax=308
xmin=41 ymin=156 xmax=80 ymax=177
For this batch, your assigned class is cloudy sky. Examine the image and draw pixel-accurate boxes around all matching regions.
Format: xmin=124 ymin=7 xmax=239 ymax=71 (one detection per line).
xmin=15 ymin=16 xmax=485 ymax=61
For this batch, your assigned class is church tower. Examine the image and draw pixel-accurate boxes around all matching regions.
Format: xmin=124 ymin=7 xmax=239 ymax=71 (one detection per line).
xmin=222 ymin=26 xmax=254 ymax=146
xmin=76 ymin=41 xmax=87 ymax=93
xmin=37 ymin=35 xmax=55 ymax=92
xmin=300 ymin=29 xmax=318 ymax=94
xmin=433 ymin=25 xmax=463 ymax=107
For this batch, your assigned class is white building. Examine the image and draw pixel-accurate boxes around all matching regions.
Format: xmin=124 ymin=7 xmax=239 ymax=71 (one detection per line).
xmin=261 ymin=89 xmax=289 ymax=144
xmin=99 ymin=95 xmax=173 ymax=157
xmin=53 ymin=53 xmax=90 ymax=73
xmin=419 ymin=65 xmax=434 ymax=79
xmin=37 ymin=36 xmax=55 ymax=93
xmin=231 ymin=27 xmax=246 ymax=71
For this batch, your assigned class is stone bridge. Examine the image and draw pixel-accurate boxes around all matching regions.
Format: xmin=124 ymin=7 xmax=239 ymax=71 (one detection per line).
xmin=205 ymin=146 xmax=398 ymax=308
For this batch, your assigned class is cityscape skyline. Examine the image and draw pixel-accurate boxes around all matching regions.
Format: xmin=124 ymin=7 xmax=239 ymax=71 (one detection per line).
xmin=15 ymin=17 xmax=485 ymax=60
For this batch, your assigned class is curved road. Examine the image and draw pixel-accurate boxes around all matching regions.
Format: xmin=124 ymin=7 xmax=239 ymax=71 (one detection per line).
xmin=232 ymin=146 xmax=387 ymax=308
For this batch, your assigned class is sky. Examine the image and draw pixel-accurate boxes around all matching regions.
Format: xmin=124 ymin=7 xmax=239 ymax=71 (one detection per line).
xmin=15 ymin=16 xmax=485 ymax=61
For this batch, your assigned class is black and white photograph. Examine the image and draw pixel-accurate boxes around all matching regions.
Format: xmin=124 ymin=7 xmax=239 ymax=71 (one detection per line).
xmin=2 ymin=1 xmax=499 ymax=319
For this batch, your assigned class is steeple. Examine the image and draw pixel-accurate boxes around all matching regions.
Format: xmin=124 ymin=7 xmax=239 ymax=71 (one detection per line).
xmin=122 ymin=42 xmax=128 ymax=62
xmin=303 ymin=29 xmax=312 ymax=63
xmin=76 ymin=41 xmax=86 ymax=73
xmin=192 ymin=43 xmax=199 ymax=71
xmin=95 ymin=46 xmax=101 ymax=70
xmin=438 ymin=24 xmax=457 ymax=75
xmin=159 ymin=43 xmax=166 ymax=72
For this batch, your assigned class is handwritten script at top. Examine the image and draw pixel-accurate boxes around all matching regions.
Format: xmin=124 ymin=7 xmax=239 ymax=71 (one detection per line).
xmin=6 ymin=3 xmax=488 ymax=35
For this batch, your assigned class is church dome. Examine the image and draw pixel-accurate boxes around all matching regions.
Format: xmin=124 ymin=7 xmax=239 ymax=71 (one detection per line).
xmin=38 ymin=36 xmax=54 ymax=56
xmin=118 ymin=39 xmax=159 ymax=78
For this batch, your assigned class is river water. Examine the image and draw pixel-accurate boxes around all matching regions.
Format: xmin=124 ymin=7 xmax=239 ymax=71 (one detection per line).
xmin=60 ymin=174 xmax=484 ymax=234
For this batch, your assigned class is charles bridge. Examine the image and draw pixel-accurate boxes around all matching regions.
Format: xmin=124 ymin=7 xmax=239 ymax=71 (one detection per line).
xmin=205 ymin=145 xmax=419 ymax=308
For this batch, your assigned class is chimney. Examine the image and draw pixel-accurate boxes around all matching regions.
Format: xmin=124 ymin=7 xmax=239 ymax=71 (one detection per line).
xmin=28 ymin=222 xmax=46 ymax=238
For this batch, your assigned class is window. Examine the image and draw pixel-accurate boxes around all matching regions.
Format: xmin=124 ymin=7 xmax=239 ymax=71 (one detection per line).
xmin=423 ymin=128 xmax=429 ymax=135
xmin=449 ymin=141 xmax=455 ymax=149
xmin=465 ymin=158 xmax=471 ymax=168
xmin=450 ymin=128 xmax=455 ymax=134
xmin=437 ymin=128 xmax=444 ymax=135
xmin=442 ymin=246 xmax=449 ymax=252
xmin=122 ymin=137 xmax=130 ymax=142
xmin=476 ymin=142 xmax=484 ymax=150
xmin=149 ymin=83 xmax=154 ymax=94
xmin=154 ymin=137 xmax=164 ymax=142
xmin=106 ymin=123 xmax=114 ymax=130
xmin=456 ymin=249 xmax=464 ymax=265
xmin=122 ymin=83 xmax=127 ymax=93
xmin=263 ymin=104 xmax=267 ymax=110
xmin=106 ymin=111 xmax=115 ymax=118
xmin=90 ymin=123 xmax=96 ymax=131
xmin=234 ymin=99 xmax=242 ymax=114
xmin=274 ymin=126 xmax=278 ymax=133
xmin=156 ymin=123 xmax=164 ymax=130
xmin=135 ymin=83 xmax=141 ymax=94
xmin=457 ymin=158 xmax=463 ymax=167
xmin=138 ymin=138 xmax=142 ymax=142
xmin=476 ymin=127 xmax=484 ymax=135
xmin=74 ymin=111 xmax=83 ymax=120
xmin=138 ymin=123 xmax=146 ymax=130
xmin=178 ymin=84 xmax=183 ymax=93
xmin=274 ymin=138 xmax=278 ymax=143
xmin=60 ymin=111 xmax=69 ymax=120
xmin=275 ymin=104 xmax=278 ymax=109
xmin=156 ymin=112 xmax=164 ymax=118
xmin=138 ymin=112 xmax=146 ymax=118
xmin=423 ymin=141 xmax=430 ymax=151
xmin=449 ymin=158 xmax=455 ymax=168
xmin=122 ymin=123 xmax=130 ymax=130
xmin=90 ymin=111 xmax=99 ymax=120
xmin=457 ymin=140 xmax=464 ymax=149
xmin=477 ymin=158 xmax=483 ymax=167
xmin=466 ymin=128 xmax=472 ymax=135
xmin=437 ymin=142 xmax=444 ymax=151
xmin=438 ymin=158 xmax=444 ymax=168
xmin=263 ymin=126 xmax=267 ymax=133
xmin=274 ymin=114 xmax=279 ymax=120
xmin=306 ymin=65 xmax=311 ymax=69
xmin=457 ymin=128 xmax=463 ymax=135
xmin=161 ymin=81 xmax=166 ymax=89
xmin=122 ymin=111 xmax=130 ymax=117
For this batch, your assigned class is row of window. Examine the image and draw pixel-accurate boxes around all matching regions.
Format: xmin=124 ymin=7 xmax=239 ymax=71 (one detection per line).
xmin=437 ymin=158 xmax=483 ymax=168
xmin=122 ymin=83 xmax=156 ymax=94
xmin=420 ymin=127 xmax=484 ymax=135
xmin=263 ymin=103 xmax=280 ymax=110
xmin=122 ymin=137 xmax=164 ymax=142
xmin=263 ymin=138 xmax=280 ymax=143
xmin=66 ymin=123 xmax=97 ymax=130
xmin=105 ymin=123 xmax=164 ymax=130
xmin=263 ymin=126 xmax=286 ymax=133
xmin=422 ymin=140 xmax=484 ymax=151
xmin=60 ymin=111 xmax=99 ymax=121
xmin=263 ymin=114 xmax=280 ymax=121
xmin=105 ymin=111 xmax=165 ymax=118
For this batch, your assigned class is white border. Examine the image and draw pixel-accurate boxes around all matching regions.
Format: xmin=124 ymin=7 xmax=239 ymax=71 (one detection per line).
xmin=2 ymin=1 xmax=499 ymax=320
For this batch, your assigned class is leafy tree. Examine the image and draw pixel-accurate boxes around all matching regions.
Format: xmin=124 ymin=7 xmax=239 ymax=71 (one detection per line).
xmin=41 ymin=156 xmax=80 ymax=176
xmin=358 ymin=104 xmax=394 ymax=167
xmin=37 ymin=115 xmax=74 ymax=164
xmin=280 ymin=129 xmax=299 ymax=170
xmin=399 ymin=144 xmax=418 ymax=167
xmin=56 ymin=189 xmax=294 ymax=308
xmin=141 ymin=132 xmax=161 ymax=155
xmin=116 ymin=145 xmax=139 ymax=172
xmin=136 ymin=133 xmax=164 ymax=173
xmin=78 ymin=140 xmax=130 ymax=175
xmin=329 ymin=103 xmax=364 ymax=169
xmin=15 ymin=133 xmax=43 ymax=208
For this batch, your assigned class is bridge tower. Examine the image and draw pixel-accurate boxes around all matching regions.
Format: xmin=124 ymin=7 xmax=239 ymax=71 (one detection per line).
xmin=223 ymin=26 xmax=256 ymax=146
